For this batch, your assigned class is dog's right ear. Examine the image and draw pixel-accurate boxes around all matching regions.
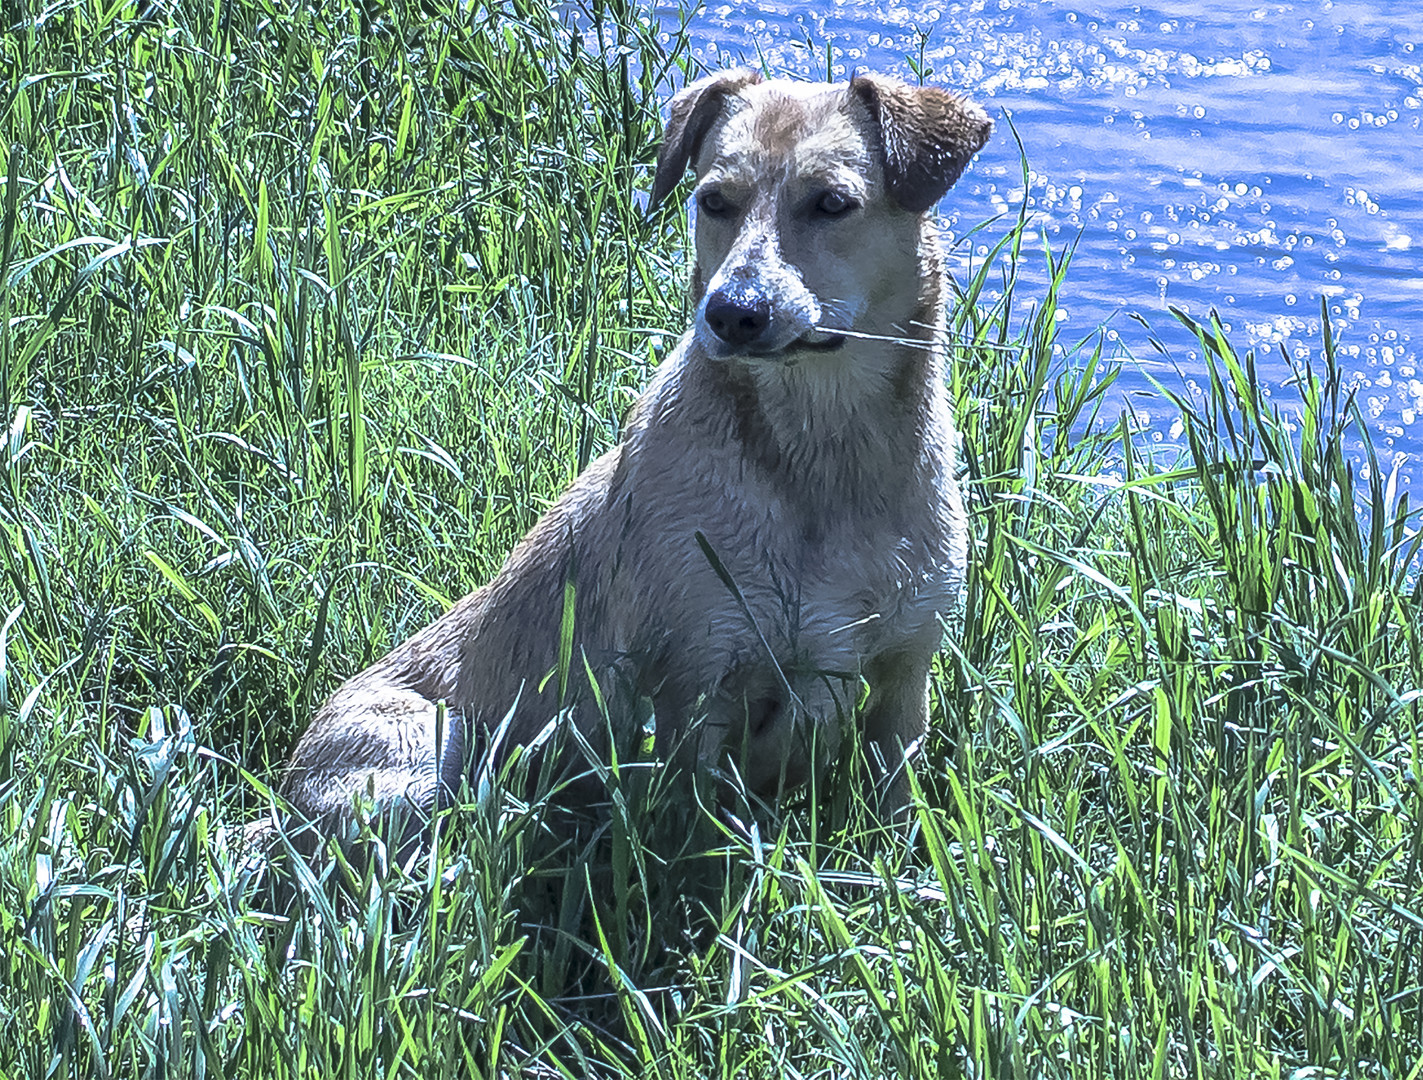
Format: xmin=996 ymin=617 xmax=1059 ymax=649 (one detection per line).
xmin=649 ymin=68 xmax=763 ymax=210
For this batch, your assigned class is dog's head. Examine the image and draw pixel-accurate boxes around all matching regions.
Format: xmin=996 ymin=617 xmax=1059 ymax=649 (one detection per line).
xmin=651 ymin=69 xmax=991 ymax=362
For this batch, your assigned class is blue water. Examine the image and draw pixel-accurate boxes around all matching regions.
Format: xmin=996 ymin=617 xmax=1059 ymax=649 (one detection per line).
xmin=641 ymin=1 xmax=1423 ymax=491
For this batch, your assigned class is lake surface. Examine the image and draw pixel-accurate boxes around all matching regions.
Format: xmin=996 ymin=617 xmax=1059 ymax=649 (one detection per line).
xmin=649 ymin=1 xmax=1423 ymax=491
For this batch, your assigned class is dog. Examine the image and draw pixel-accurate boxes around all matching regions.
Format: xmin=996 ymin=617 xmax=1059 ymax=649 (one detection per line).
xmin=279 ymin=68 xmax=991 ymax=840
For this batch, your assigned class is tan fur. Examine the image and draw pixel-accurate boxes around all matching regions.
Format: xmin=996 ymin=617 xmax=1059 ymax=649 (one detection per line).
xmin=280 ymin=69 xmax=992 ymax=835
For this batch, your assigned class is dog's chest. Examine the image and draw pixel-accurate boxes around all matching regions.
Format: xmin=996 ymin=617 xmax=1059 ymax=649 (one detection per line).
xmin=792 ymin=527 xmax=959 ymax=661
xmin=608 ymin=360 xmax=964 ymax=670
xmin=652 ymin=501 xmax=960 ymax=674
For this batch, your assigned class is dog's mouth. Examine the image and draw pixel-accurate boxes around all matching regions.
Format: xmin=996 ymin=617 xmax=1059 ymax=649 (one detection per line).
xmin=793 ymin=329 xmax=847 ymax=352
xmin=748 ymin=330 xmax=847 ymax=358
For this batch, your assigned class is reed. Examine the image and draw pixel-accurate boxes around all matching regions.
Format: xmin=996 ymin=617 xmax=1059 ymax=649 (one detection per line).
xmin=2 ymin=1 xmax=1419 ymax=1076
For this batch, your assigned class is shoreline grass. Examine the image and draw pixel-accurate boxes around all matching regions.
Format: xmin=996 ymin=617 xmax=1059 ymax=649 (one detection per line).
xmin=3 ymin=1 xmax=1422 ymax=1077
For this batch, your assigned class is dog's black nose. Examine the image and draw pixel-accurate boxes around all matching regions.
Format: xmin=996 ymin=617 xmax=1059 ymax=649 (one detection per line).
xmin=704 ymin=291 xmax=771 ymax=347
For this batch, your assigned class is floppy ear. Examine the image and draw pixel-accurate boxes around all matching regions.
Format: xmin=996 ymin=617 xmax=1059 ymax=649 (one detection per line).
xmin=848 ymin=72 xmax=992 ymax=213
xmin=649 ymin=67 xmax=763 ymax=209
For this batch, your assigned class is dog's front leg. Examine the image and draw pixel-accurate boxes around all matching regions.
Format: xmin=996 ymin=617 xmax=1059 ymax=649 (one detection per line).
xmin=860 ymin=650 xmax=934 ymax=819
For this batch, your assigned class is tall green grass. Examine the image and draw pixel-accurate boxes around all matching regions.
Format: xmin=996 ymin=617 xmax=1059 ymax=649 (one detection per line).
xmin=3 ymin=1 xmax=1421 ymax=1077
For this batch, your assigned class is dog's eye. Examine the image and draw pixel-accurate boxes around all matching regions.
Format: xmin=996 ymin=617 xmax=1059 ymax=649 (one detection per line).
xmin=816 ymin=191 xmax=857 ymax=217
xmin=698 ymin=190 xmax=734 ymax=218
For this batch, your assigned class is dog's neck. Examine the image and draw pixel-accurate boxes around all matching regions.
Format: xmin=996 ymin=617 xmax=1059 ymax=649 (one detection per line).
xmin=706 ymin=284 xmax=949 ymax=538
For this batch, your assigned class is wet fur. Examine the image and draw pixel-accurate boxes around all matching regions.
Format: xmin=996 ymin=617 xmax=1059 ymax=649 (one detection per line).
xmin=280 ymin=69 xmax=991 ymax=837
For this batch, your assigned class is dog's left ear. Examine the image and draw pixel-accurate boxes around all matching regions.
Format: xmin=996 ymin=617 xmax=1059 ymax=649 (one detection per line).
xmin=649 ymin=67 xmax=764 ymax=210
xmin=849 ymin=73 xmax=992 ymax=213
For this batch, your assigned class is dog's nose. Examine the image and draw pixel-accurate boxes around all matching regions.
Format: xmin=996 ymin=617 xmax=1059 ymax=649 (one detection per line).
xmin=704 ymin=291 xmax=771 ymax=347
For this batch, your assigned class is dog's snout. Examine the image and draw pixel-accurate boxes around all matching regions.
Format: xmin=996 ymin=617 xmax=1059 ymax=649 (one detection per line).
xmin=704 ymin=290 xmax=771 ymax=347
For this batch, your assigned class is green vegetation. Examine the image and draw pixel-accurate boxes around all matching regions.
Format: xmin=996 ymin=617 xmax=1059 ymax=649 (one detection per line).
xmin=2 ymin=0 xmax=1421 ymax=1076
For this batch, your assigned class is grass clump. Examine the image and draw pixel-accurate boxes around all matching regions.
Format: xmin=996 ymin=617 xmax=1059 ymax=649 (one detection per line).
xmin=2 ymin=2 xmax=1422 ymax=1077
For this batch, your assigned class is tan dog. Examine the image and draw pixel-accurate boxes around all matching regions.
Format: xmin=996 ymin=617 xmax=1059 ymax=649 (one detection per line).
xmin=280 ymin=69 xmax=991 ymax=837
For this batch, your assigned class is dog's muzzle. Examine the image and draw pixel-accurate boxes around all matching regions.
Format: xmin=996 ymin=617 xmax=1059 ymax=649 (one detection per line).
xmin=704 ymin=289 xmax=770 ymax=349
xmin=702 ymin=289 xmax=846 ymax=357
